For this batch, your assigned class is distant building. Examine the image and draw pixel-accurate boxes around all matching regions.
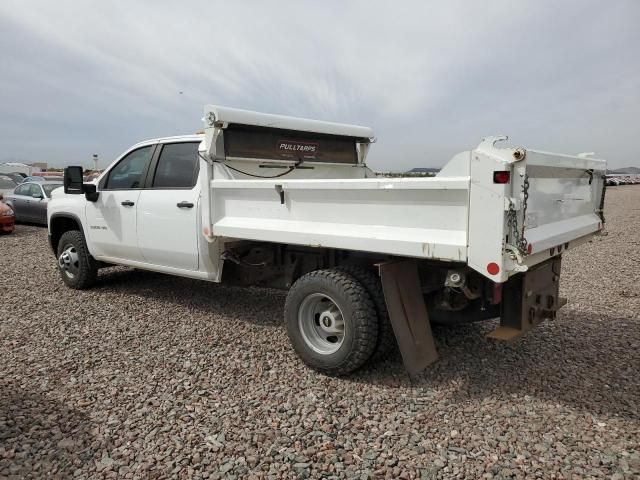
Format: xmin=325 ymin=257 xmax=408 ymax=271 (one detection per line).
xmin=31 ymin=162 xmax=48 ymax=171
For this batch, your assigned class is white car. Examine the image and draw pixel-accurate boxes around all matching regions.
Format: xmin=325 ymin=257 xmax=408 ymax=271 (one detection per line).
xmin=47 ymin=105 xmax=607 ymax=375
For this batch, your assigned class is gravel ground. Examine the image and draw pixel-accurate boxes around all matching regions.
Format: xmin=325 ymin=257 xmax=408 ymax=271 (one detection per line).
xmin=0 ymin=186 xmax=638 ymax=480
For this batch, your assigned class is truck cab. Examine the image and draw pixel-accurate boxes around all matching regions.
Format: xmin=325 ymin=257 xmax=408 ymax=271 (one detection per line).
xmin=50 ymin=135 xmax=209 ymax=276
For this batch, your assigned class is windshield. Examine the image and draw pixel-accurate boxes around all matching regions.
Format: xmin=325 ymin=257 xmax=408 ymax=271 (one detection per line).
xmin=43 ymin=184 xmax=63 ymax=197
xmin=0 ymin=179 xmax=16 ymax=188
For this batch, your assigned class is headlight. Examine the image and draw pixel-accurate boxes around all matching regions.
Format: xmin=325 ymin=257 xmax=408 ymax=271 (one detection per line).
xmin=2 ymin=208 xmax=14 ymax=216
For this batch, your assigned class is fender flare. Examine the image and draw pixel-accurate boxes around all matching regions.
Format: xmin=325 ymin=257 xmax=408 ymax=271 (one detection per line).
xmin=49 ymin=212 xmax=87 ymax=255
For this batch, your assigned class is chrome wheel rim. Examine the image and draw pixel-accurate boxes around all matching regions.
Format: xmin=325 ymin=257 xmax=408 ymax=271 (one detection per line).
xmin=298 ymin=293 xmax=345 ymax=355
xmin=58 ymin=244 xmax=80 ymax=279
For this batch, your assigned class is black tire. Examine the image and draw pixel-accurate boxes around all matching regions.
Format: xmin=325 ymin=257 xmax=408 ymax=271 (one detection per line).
xmin=285 ymin=269 xmax=378 ymax=376
xmin=336 ymin=265 xmax=397 ymax=361
xmin=56 ymin=230 xmax=98 ymax=289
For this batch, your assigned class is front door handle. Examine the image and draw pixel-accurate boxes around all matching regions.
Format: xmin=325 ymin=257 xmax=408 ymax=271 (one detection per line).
xmin=177 ymin=201 xmax=194 ymax=209
xmin=121 ymin=200 xmax=135 ymax=207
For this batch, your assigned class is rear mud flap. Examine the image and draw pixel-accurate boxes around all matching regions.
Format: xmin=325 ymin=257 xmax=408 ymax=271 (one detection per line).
xmin=487 ymin=257 xmax=566 ymax=341
xmin=379 ymin=260 xmax=438 ymax=375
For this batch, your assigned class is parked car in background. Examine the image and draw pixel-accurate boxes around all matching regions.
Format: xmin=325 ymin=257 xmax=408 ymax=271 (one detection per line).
xmin=4 ymin=172 xmax=25 ymax=184
xmin=84 ymin=173 xmax=101 ymax=182
xmin=3 ymin=181 xmax=63 ymax=225
xmin=0 ymin=200 xmax=15 ymax=233
xmin=22 ymin=175 xmax=64 ymax=183
xmin=606 ymin=177 xmax=620 ymax=186
xmin=0 ymin=175 xmax=18 ymax=198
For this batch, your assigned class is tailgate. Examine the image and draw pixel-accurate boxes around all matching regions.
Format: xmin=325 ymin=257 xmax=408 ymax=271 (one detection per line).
xmin=516 ymin=150 xmax=606 ymax=258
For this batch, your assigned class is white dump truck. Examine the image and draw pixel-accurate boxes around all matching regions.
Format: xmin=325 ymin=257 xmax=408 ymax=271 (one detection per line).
xmin=48 ymin=105 xmax=607 ymax=375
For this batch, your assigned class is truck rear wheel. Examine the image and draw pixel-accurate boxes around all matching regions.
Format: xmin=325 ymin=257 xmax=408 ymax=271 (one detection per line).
xmin=285 ymin=269 xmax=378 ymax=376
xmin=57 ymin=230 xmax=98 ymax=290
xmin=336 ymin=265 xmax=397 ymax=361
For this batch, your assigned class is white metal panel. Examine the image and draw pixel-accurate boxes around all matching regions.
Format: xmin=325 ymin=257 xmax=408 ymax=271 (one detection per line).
xmin=214 ymin=218 xmax=467 ymax=260
xmin=212 ymin=177 xmax=469 ymax=190
xmin=204 ymin=105 xmax=374 ymax=139
xmin=85 ymin=190 xmax=144 ymax=261
xmin=524 ymin=214 xmax=600 ymax=252
xmin=466 ymin=150 xmax=510 ymax=282
xmin=210 ymin=177 xmax=470 ymax=261
xmin=137 ymin=189 xmax=200 ymax=270
xmin=466 ymin=137 xmax=606 ymax=282
xmin=516 ymin=151 xmax=605 ymax=256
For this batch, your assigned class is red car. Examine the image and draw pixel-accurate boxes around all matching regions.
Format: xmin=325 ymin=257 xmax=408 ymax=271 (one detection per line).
xmin=0 ymin=197 xmax=15 ymax=233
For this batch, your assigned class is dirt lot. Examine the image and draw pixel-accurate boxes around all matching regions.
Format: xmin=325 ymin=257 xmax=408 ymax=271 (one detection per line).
xmin=0 ymin=186 xmax=638 ymax=479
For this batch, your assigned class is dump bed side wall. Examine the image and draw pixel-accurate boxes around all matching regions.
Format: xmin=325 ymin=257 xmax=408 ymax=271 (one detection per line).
xmin=208 ymin=177 xmax=470 ymax=261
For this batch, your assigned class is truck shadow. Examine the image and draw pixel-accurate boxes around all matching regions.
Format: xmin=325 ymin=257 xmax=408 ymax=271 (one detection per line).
xmin=355 ymin=311 xmax=639 ymax=421
xmin=94 ymin=268 xmax=638 ymax=421
xmin=0 ymin=387 xmax=103 ymax=478
xmin=95 ymin=267 xmax=286 ymax=327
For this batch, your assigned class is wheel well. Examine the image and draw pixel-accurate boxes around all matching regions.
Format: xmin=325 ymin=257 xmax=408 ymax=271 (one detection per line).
xmin=50 ymin=216 xmax=82 ymax=254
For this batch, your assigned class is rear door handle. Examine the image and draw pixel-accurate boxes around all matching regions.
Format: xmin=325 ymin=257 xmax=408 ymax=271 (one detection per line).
xmin=177 ymin=201 xmax=194 ymax=209
xmin=121 ymin=200 xmax=135 ymax=207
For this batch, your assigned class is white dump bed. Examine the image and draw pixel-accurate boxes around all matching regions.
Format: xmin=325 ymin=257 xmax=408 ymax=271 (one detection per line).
xmin=199 ymin=107 xmax=606 ymax=283
xmin=209 ymin=177 xmax=470 ymax=261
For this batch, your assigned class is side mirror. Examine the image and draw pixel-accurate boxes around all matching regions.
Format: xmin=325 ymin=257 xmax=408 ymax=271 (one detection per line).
xmin=64 ymin=166 xmax=84 ymax=194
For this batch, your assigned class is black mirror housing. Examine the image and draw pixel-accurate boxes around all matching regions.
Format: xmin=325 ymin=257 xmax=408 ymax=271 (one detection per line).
xmin=84 ymin=183 xmax=99 ymax=202
xmin=64 ymin=166 xmax=84 ymax=194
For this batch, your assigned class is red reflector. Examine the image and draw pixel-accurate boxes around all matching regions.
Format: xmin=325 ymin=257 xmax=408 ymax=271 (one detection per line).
xmin=493 ymin=171 xmax=510 ymax=184
xmin=487 ymin=262 xmax=500 ymax=275
xmin=527 ymin=244 xmax=533 ymax=254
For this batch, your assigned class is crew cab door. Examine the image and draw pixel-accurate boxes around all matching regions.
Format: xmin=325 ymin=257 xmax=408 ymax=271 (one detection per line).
xmin=86 ymin=145 xmax=155 ymax=262
xmin=137 ymin=142 xmax=200 ymax=270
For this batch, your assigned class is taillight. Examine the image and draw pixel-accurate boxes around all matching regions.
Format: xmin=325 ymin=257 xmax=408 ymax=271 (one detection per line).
xmin=493 ymin=171 xmax=510 ymax=184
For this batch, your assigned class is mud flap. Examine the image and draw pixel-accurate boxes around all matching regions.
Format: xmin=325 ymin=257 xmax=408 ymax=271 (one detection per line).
xmin=378 ymin=260 xmax=438 ymax=375
xmin=487 ymin=257 xmax=566 ymax=341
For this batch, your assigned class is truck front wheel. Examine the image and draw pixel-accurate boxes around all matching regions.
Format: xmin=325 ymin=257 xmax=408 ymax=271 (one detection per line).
xmin=56 ymin=230 xmax=98 ymax=290
xmin=285 ymin=269 xmax=378 ymax=376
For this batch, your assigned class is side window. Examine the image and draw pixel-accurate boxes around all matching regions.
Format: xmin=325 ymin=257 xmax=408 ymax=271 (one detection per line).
xmin=31 ymin=185 xmax=44 ymax=197
xmin=152 ymin=143 xmax=200 ymax=189
xmin=15 ymin=184 xmax=30 ymax=195
xmin=104 ymin=146 xmax=153 ymax=190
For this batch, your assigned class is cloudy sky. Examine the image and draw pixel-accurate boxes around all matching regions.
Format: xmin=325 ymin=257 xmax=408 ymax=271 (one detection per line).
xmin=1 ymin=1 xmax=638 ymax=170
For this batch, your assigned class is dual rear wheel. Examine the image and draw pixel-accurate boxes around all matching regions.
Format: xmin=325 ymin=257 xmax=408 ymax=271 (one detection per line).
xmin=284 ymin=268 xmax=395 ymax=376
